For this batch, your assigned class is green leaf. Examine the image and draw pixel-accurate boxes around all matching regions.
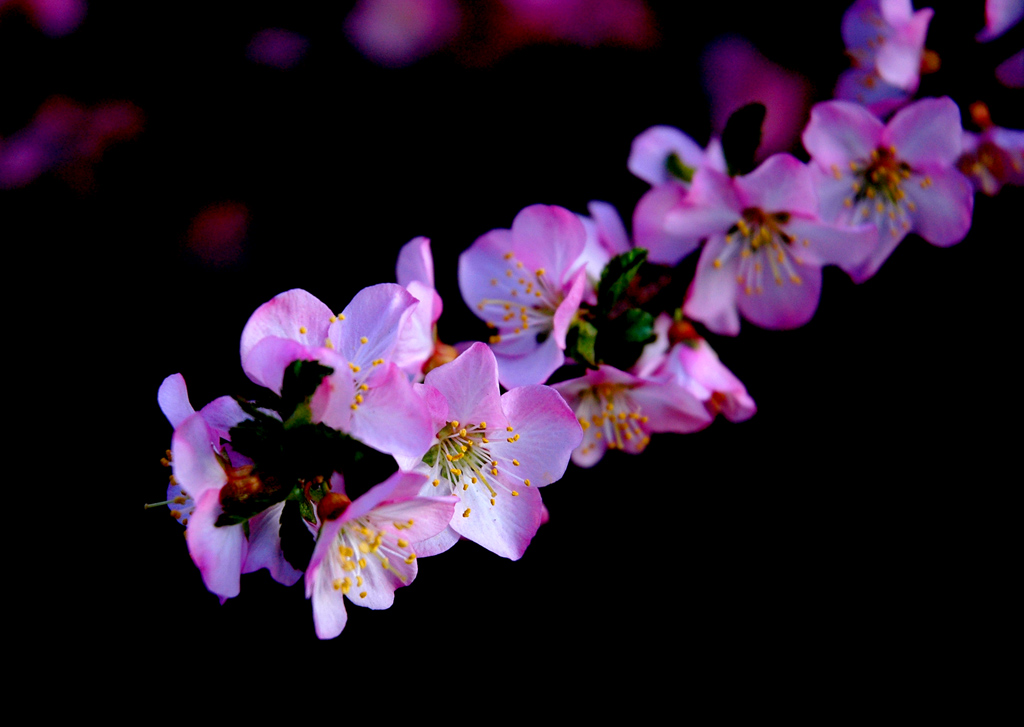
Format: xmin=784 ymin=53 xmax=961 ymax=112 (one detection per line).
xmin=595 ymin=309 xmax=656 ymax=371
xmin=565 ymin=319 xmax=599 ymax=368
xmin=665 ymin=152 xmax=695 ymax=183
xmin=280 ymin=360 xmax=335 ymax=422
xmin=596 ymin=248 xmax=648 ymax=316
xmin=620 ymin=309 xmax=656 ymax=344
xmin=722 ymin=102 xmax=766 ymax=177
xmin=422 ymin=445 xmax=439 ymax=468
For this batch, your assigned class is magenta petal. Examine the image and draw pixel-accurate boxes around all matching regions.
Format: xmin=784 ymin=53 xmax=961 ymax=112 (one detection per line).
xmin=903 ymin=168 xmax=974 ymax=247
xmin=240 ymin=289 xmax=334 ymax=365
xmin=736 ymin=262 xmax=823 ymax=330
xmin=158 ymin=374 xmax=195 ymax=429
xmin=803 ymin=101 xmax=884 ymax=169
xmin=396 ymin=235 xmax=434 ymax=288
xmin=683 ymin=238 xmax=741 ymax=336
xmin=784 ymin=217 xmax=879 ymax=271
xmin=171 ymin=413 xmax=227 ymax=500
xmin=884 ymin=97 xmax=963 ymax=168
xmin=736 ymin=154 xmax=817 ymax=217
xmin=187 ymin=490 xmax=246 ymax=600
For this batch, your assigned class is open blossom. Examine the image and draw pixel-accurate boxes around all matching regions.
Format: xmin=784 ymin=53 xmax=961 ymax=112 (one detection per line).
xmin=836 ymin=0 xmax=933 ymax=116
xmin=959 ymin=125 xmax=1024 ymax=197
xmin=803 ymin=97 xmax=974 ymax=283
xmin=239 ymin=285 xmax=433 ymax=458
xmin=169 ymin=411 xmax=302 ymax=602
xmin=633 ymin=315 xmax=756 ymax=423
xmin=552 ymin=364 xmax=711 ymax=468
xmin=459 ymin=204 xmax=589 ymax=388
xmin=305 ymin=471 xmax=458 ymax=639
xmin=396 ymin=343 xmax=581 ymax=560
xmin=661 ymin=154 xmax=877 ymax=335
xmin=393 ymin=236 xmax=445 ymax=379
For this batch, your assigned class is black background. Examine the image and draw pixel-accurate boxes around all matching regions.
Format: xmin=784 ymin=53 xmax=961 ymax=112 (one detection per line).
xmin=6 ymin=0 xmax=1018 ymax=705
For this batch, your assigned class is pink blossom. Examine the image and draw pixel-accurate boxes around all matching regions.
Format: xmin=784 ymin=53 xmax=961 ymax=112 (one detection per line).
xmin=0 ymin=0 xmax=86 ymax=37
xmin=459 ymin=204 xmax=589 ymax=388
xmin=169 ymin=412 xmax=302 ymax=602
xmin=996 ymin=49 xmax=1024 ymax=88
xmin=575 ymin=201 xmax=632 ymax=301
xmin=552 ymin=363 xmax=711 ymax=468
xmin=393 ymin=236 xmax=444 ymax=379
xmin=661 ymin=154 xmax=877 ymax=335
xmin=842 ymin=0 xmax=933 ymax=89
xmin=305 ymin=471 xmax=458 ymax=639
xmin=396 ymin=343 xmax=581 ymax=560
xmin=239 ymin=286 xmax=434 ymax=458
xmin=803 ymin=97 xmax=974 ymax=282
xmin=958 ymin=125 xmax=1024 ymax=196
xmin=633 ymin=315 xmax=756 ymax=423
xmin=344 ymin=0 xmax=461 ymax=67
xmin=976 ymin=0 xmax=1023 ymax=41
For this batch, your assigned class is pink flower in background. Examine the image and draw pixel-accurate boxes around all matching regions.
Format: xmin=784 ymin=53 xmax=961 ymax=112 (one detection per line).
xmin=957 ymin=107 xmax=1024 ymax=196
xmin=499 ymin=0 xmax=655 ymax=48
xmin=664 ymin=154 xmax=877 ymax=335
xmin=0 ymin=96 xmax=143 ymax=191
xmin=996 ymin=49 xmax=1024 ymax=88
xmin=701 ymin=35 xmax=812 ymax=161
xmin=459 ymin=204 xmax=589 ymax=388
xmin=803 ymin=97 xmax=974 ymax=282
xmin=0 ymin=0 xmax=86 ymax=36
xmin=305 ymin=471 xmax=457 ymax=639
xmin=185 ymin=201 xmax=250 ymax=268
xmin=239 ymin=286 xmax=434 ymax=458
xmin=976 ymin=0 xmax=1023 ymax=41
xmin=552 ymin=363 xmax=711 ymax=468
xmin=246 ymin=28 xmax=309 ymax=69
xmin=633 ymin=315 xmax=756 ymax=423
xmin=344 ymin=0 xmax=461 ymax=67
xmin=396 ymin=343 xmax=580 ymax=560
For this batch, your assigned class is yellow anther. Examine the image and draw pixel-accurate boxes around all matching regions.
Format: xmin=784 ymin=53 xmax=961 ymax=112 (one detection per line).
xmin=405 ymin=554 xmax=416 ymax=565
xmin=920 ymin=176 xmax=932 ymax=188
xmin=358 ymin=542 xmax=370 ymax=553
xmin=359 ymin=336 xmax=368 ymax=344
xmin=490 ymin=279 xmax=497 ymax=286
xmin=790 ymin=274 xmax=802 ymax=285
xmin=490 ymin=498 xmax=495 ymax=506
xmin=481 ymin=437 xmax=489 ymax=443
xmin=355 ymin=394 xmax=363 ymax=404
xmin=339 ymin=545 xmax=354 ymax=557
xmin=713 ymin=259 xmax=722 ymax=269
xmin=479 ymin=422 xmax=486 ymax=428
xmin=491 ymin=468 xmax=499 ymax=475
xmin=460 ymin=445 xmax=468 ymax=452
xmin=359 ymin=591 xmax=367 ymax=599
xmin=338 ymin=313 xmax=346 ymax=320
xmin=504 ymin=252 xmax=514 ymax=259
xmin=351 ymin=403 xmax=359 ymax=410
xmin=451 ymin=421 xmax=460 ymax=429
xmin=359 ymin=558 xmax=367 ymax=568
xmin=524 ymin=479 xmax=531 ymax=486
xmin=432 ymin=479 xmax=440 ymax=487
xmin=535 ymin=268 xmax=546 ymax=276
xmin=329 ymin=315 xmax=337 ymax=323
xmin=445 ymin=453 xmax=453 ymax=461
xmin=349 ymin=363 xmax=361 ymax=372
xmin=325 ymin=339 xmax=335 ymax=349
xmin=170 ymin=509 xmax=182 ymax=519
xmin=333 ymin=579 xmax=344 ymax=591
xmin=342 ymin=560 xmax=356 ymax=571
xmin=516 ymin=261 xmax=523 ymax=268
xmin=459 ymin=428 xmax=467 ymax=437
xmin=831 ymin=164 xmax=841 ymax=179
xmin=356 ymin=576 xmax=363 ymax=586
xmin=463 ymin=483 xmax=469 ymax=490
xmin=299 ymin=326 xmax=308 ymax=334
xmin=511 ymin=491 xmax=519 ymax=496
xmin=907 ymin=201 xmax=916 ymax=211
xmin=512 ymin=459 xmax=520 ymax=466
xmin=381 ymin=558 xmax=390 ymax=570
xmin=172 ymin=496 xmax=186 ymax=505
xmin=397 ymin=538 xmax=409 ymax=548
xmin=876 ymin=202 xmax=885 ymax=213
xmin=506 ymin=426 xmax=514 ymax=432
xmin=463 ymin=508 xmax=471 ymax=518
xmin=506 ymin=269 xmax=513 ymax=277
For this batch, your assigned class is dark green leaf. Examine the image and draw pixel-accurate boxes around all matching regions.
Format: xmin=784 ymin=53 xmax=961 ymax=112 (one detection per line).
xmin=666 ymin=152 xmax=695 ymax=183
xmin=722 ymin=102 xmax=766 ymax=177
xmin=596 ymin=248 xmax=648 ymax=316
xmin=565 ymin=319 xmax=599 ymax=368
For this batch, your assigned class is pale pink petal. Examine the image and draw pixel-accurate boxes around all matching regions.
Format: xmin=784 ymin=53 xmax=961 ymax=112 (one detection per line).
xmin=552 ymin=268 xmax=586 ymax=349
xmin=996 ymin=49 xmax=1024 ymax=88
xmin=391 ymin=280 xmax=440 ymax=377
xmin=626 ymin=379 xmax=711 ymax=434
xmin=457 ymin=228 xmax=516 ymax=319
xmin=784 ymin=217 xmax=878 ymax=272
xmin=187 ymin=490 xmax=246 ymax=600
xmin=876 ymin=7 xmax=932 ymax=89
xmin=158 ymin=374 xmax=195 ymax=429
xmin=395 ymin=235 xmax=434 ymax=288
xmin=735 ymin=154 xmax=817 ymax=217
xmin=509 ymin=204 xmax=587 ymax=286
xmin=884 ymin=97 xmax=963 ymax=168
xmin=977 ymin=0 xmax=1024 ymax=41
xmin=587 ymin=200 xmax=631 ymax=255
xmin=242 ymin=336 xmax=316 ymax=394
xmin=628 ymin=125 xmax=705 ymax=186
xmin=802 ymin=101 xmax=884 ymax=169
xmin=171 ymin=414 xmax=227 ymax=500
xmin=239 ymin=289 xmax=334 ymax=365
xmin=333 ymin=283 xmax=419 ymax=367
xmin=683 ymin=238 xmax=741 ymax=336
xmin=835 ymin=68 xmax=912 ymax=118
xmin=449 ymin=476 xmax=544 ymax=560
xmin=632 ymin=183 xmax=698 ymax=266
xmin=494 ymin=336 xmax=565 ymax=389
xmin=736 ymin=263 xmax=823 ymax=330
xmin=902 ymin=168 xmax=974 ymax=247
xmin=423 ymin=343 xmax=506 ymax=427
xmin=350 ymin=362 xmax=434 ymax=458
xmin=243 ymin=502 xmax=303 ymax=586
xmin=411 ymin=525 xmax=460 ymax=557
xmin=489 ymin=385 xmax=581 ymax=487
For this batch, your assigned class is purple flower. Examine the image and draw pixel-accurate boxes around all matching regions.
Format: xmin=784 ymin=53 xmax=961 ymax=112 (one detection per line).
xmin=803 ymin=97 xmax=974 ymax=282
xmin=305 ymin=471 xmax=458 ymax=639
xmin=662 ymin=154 xmax=877 ymax=335
xmin=459 ymin=204 xmax=589 ymax=388
xmin=396 ymin=343 xmax=581 ymax=560
xmin=552 ymin=363 xmax=711 ymax=468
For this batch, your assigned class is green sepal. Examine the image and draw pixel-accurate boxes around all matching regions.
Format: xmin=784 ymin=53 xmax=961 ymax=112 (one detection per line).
xmin=596 ymin=248 xmax=648 ymax=316
xmin=665 ymin=152 xmax=695 ymax=183
xmin=280 ymin=499 xmax=315 ymax=572
xmin=280 ymin=360 xmax=334 ymax=424
xmin=722 ymin=102 xmax=766 ymax=177
xmin=422 ymin=445 xmax=439 ymax=468
xmin=565 ymin=319 xmax=599 ymax=368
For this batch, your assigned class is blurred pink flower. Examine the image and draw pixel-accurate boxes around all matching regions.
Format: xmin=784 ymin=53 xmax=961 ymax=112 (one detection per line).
xmin=185 ymin=202 xmax=250 ymax=268
xmin=0 ymin=0 xmax=86 ymax=37
xmin=499 ymin=0 xmax=655 ymax=48
xmin=995 ymin=49 xmax=1024 ymax=88
xmin=344 ymin=0 xmax=461 ymax=67
xmin=976 ymin=0 xmax=1023 ymax=41
xmin=246 ymin=28 xmax=309 ymax=69
xmin=701 ymin=35 xmax=812 ymax=161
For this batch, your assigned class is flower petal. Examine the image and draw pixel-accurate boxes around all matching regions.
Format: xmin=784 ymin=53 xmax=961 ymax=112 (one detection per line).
xmin=802 ymin=100 xmax=884 ymax=169
xmin=239 ymin=289 xmax=334 ymax=365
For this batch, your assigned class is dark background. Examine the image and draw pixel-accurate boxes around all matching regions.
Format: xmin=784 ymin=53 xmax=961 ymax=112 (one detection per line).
xmin=6 ymin=0 xmax=1017 ymax=702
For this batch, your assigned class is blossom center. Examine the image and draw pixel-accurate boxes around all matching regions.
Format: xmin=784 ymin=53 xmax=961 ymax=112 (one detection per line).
xmin=841 ymin=146 xmax=918 ymax=237
xmin=577 ymin=384 xmax=650 ymax=456
xmin=715 ymin=207 xmax=805 ymax=294
xmin=479 ymin=252 xmax=562 ymax=345
xmin=331 ymin=517 xmax=418 ymax=594
xmin=426 ymin=419 xmax=529 ymax=512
